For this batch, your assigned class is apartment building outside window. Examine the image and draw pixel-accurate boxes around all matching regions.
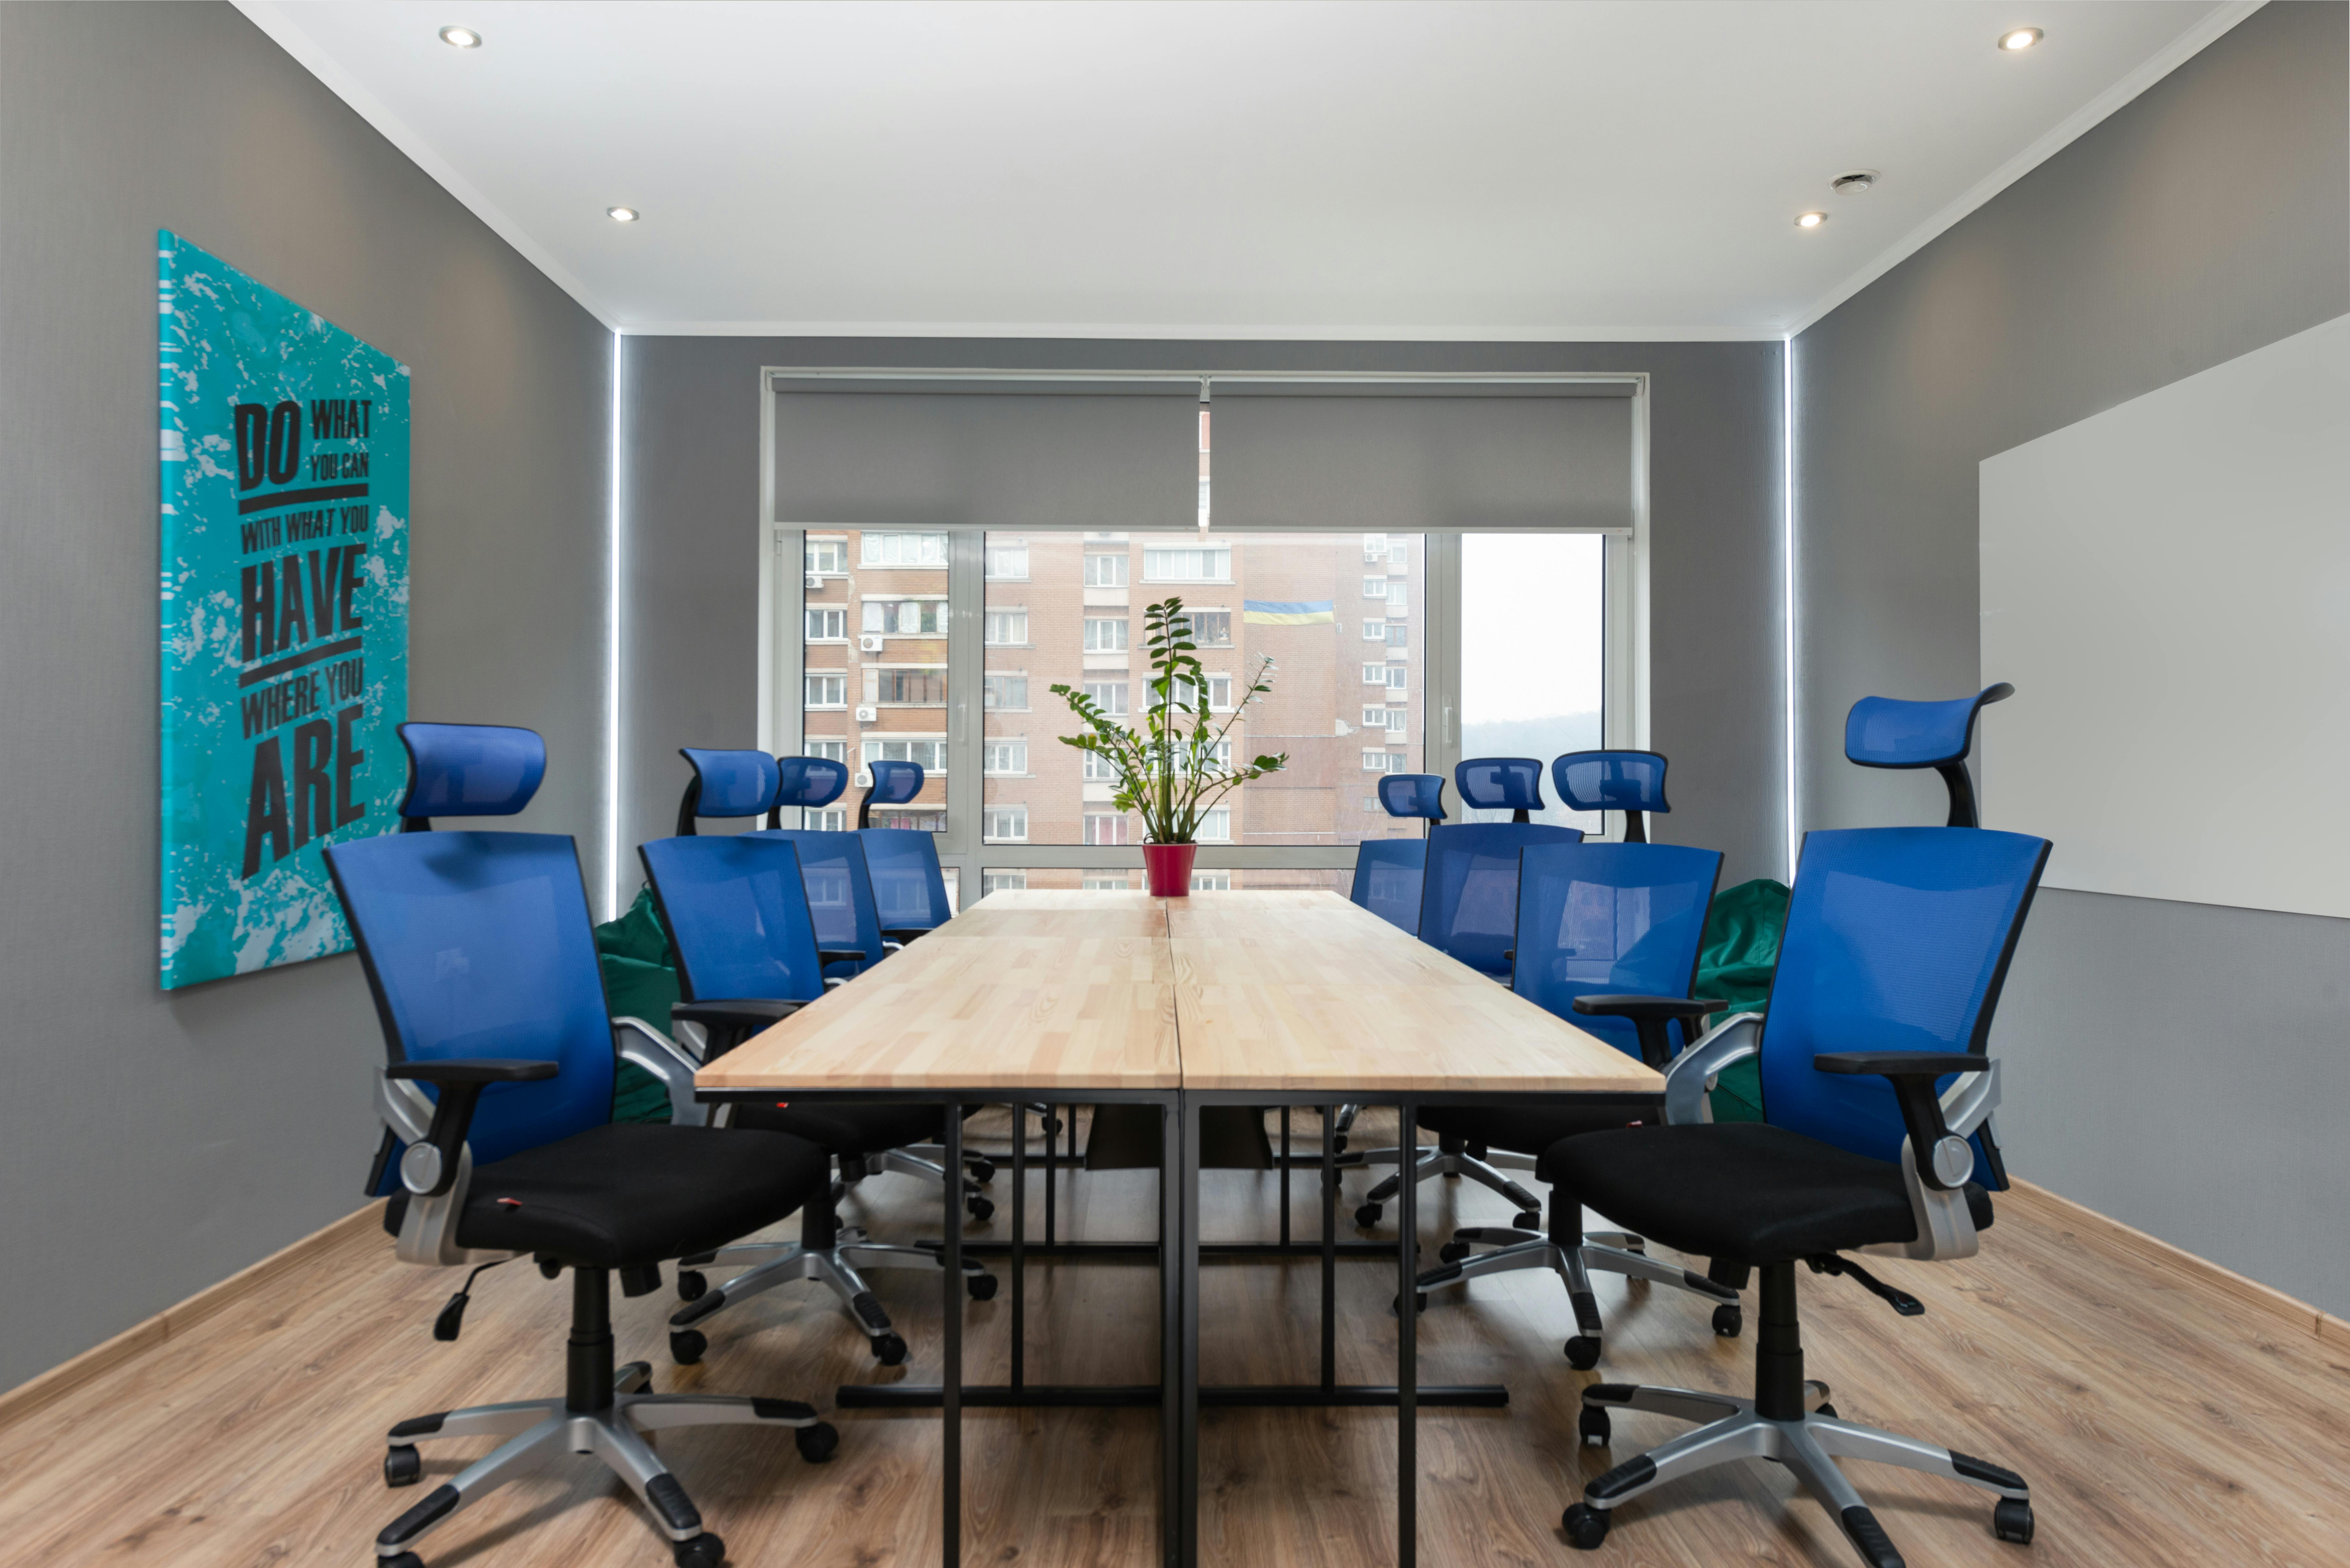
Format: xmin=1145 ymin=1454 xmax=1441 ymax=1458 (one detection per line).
xmin=862 ymin=531 xmax=948 ymax=567
xmin=984 ymin=804 xmax=1029 ymax=842
xmin=805 ymin=607 xmax=846 ymax=641
xmin=1084 ymin=617 xmax=1129 ymax=653
xmin=985 ymin=739 xmax=1027 ymax=775
xmin=1084 ymin=813 xmax=1130 ymax=846
xmin=805 ymin=672 xmax=846 ymax=708
xmin=986 ymin=540 xmax=1029 ymax=579
xmin=986 ymin=608 xmax=1028 ymax=645
xmin=805 ymin=537 xmax=847 ymax=575
xmin=1145 ymin=546 xmax=1230 ymax=581
xmin=1084 ymin=552 xmax=1128 ymax=587
xmin=865 ymin=599 xmax=949 ymax=636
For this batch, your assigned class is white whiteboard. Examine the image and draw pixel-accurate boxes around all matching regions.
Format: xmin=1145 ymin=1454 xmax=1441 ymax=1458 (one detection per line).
xmin=1980 ymin=310 xmax=2350 ymax=919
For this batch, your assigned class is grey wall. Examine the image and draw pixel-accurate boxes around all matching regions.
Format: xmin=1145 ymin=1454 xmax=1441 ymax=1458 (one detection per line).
xmin=1793 ymin=3 xmax=2350 ymax=1310
xmin=620 ymin=337 xmax=1786 ymax=888
xmin=0 ymin=3 xmax=612 ymax=1390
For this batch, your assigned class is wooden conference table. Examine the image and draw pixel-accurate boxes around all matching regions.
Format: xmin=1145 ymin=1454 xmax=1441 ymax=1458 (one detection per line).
xmin=697 ymin=890 xmax=1662 ymax=1568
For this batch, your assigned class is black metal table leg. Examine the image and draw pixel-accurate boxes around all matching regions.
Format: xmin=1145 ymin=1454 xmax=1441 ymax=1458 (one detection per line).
xmin=1321 ymin=1103 xmax=1337 ymax=1393
xmin=944 ymin=1104 xmax=963 ymax=1568
xmin=1280 ymin=1106 xmax=1291 ymax=1249
xmin=1177 ymin=1093 xmax=1201 ymax=1568
xmin=1396 ymin=1097 xmax=1417 ymax=1568
xmin=1160 ymin=1094 xmax=1183 ymax=1568
xmin=1010 ymin=1103 xmax=1025 ymax=1392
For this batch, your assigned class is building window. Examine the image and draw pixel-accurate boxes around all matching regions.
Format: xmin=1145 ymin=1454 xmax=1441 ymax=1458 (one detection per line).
xmin=1173 ymin=674 xmax=1233 ymax=712
xmin=982 ymin=869 xmax=1027 ymax=896
xmin=1083 ymin=751 xmax=1121 ymax=782
xmin=984 ymin=672 xmax=1029 ymax=711
xmin=864 ymin=599 xmax=949 ymax=636
xmin=862 ymin=737 xmax=948 ymax=772
xmin=804 ymin=740 xmax=847 ymax=764
xmin=986 ymin=540 xmax=1029 ymax=580
xmin=1081 ymin=874 xmax=1131 ymax=891
xmin=1362 ymin=662 xmax=1390 ymax=686
xmin=1363 ymin=749 xmax=1402 ymax=773
xmin=985 ymin=738 xmax=1028 ymax=775
xmin=805 ymin=672 xmax=847 ymax=708
xmin=1363 ymin=576 xmax=1390 ymax=600
xmin=1191 ymin=871 xmax=1232 ymax=892
xmin=867 ymin=666 xmax=947 ymax=705
xmin=1144 ymin=546 xmax=1230 ymax=582
xmin=1364 ymin=534 xmax=1409 ymax=568
xmin=1362 ymin=619 xmax=1387 ymax=642
xmin=984 ymin=804 xmax=1029 ymax=843
xmin=1084 ymin=552 xmax=1129 ymax=587
xmin=1083 ymin=680 xmax=1129 ymax=716
xmin=805 ymin=607 xmax=847 ymax=641
xmin=1205 ymin=739 xmax=1233 ymax=770
xmin=1083 ymin=813 xmax=1130 ymax=846
xmin=1197 ymin=807 xmax=1231 ymax=842
xmin=861 ymin=531 xmax=948 ymax=568
xmin=810 ymin=807 xmax=848 ymax=832
xmin=1084 ymin=617 xmax=1129 ymax=652
xmin=873 ymin=810 xmax=947 ymax=833
xmin=1387 ymin=582 xmax=1408 ymax=615
xmin=1364 ymin=705 xmax=1407 ymax=732
xmin=985 ymin=608 xmax=1028 ymax=645
xmin=1181 ymin=609 xmax=1232 ymax=646
xmin=1386 ymin=623 xmax=1408 ymax=650
xmin=805 ymin=537 xmax=847 ymax=575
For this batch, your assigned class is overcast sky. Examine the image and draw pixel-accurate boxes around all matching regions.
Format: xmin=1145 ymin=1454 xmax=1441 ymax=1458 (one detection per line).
xmin=1461 ymin=532 xmax=1604 ymax=721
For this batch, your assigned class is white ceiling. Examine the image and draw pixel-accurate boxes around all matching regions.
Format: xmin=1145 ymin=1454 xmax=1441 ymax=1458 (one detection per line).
xmin=238 ymin=0 xmax=2255 ymax=339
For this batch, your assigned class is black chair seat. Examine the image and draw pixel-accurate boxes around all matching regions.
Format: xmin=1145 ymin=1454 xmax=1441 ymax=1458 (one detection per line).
xmin=385 ymin=1122 xmax=828 ymax=1269
xmin=730 ymin=1099 xmax=948 ymax=1156
xmin=1543 ymin=1122 xmax=1993 ymax=1265
xmin=1418 ymin=1100 xmax=1656 ymax=1174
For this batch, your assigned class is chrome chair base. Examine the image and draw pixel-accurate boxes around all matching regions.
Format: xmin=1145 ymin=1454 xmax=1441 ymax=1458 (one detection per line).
xmin=1415 ymin=1230 xmax=1740 ymax=1365
xmin=670 ymin=1231 xmax=991 ymax=1363
xmin=1350 ymin=1144 xmax=1545 ymax=1228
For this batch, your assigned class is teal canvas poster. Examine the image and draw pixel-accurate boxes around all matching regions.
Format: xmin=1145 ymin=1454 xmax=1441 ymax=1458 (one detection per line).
xmin=158 ymin=232 xmax=410 ymax=989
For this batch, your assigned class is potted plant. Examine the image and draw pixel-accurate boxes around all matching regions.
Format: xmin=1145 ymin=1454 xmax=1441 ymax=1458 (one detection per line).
xmin=1052 ymin=596 xmax=1287 ymax=897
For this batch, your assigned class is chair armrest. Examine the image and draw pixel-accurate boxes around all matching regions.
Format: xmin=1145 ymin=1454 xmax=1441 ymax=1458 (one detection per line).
xmin=669 ymin=998 xmax=808 ymax=1064
xmin=881 ymin=926 xmax=933 ymax=946
xmin=1814 ymin=1052 xmax=1997 ymax=1190
xmin=819 ymin=948 xmax=867 ymax=967
xmin=613 ymin=1016 xmax=712 ymax=1127
xmin=1662 ymin=1011 xmax=1762 ymax=1125
xmin=1571 ymin=995 xmax=1730 ymax=1071
xmin=381 ymin=1059 xmax=556 ymax=1197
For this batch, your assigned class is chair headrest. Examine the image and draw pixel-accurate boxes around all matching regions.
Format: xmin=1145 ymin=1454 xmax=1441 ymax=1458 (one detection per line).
xmin=1845 ymin=684 xmax=2014 ymax=770
xmin=681 ymin=749 xmax=780 ymax=818
xmin=1552 ymin=751 xmax=1670 ymax=815
xmin=397 ymin=724 xmax=545 ymax=819
xmin=775 ymin=755 xmax=850 ymax=809
xmin=1455 ymin=757 xmax=1545 ymax=813
xmin=1377 ymin=773 xmax=1448 ymax=821
xmin=865 ymin=760 xmax=925 ymax=806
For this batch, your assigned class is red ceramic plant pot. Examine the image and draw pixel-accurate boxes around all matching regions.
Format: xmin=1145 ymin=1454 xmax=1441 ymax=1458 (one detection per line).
xmin=1141 ymin=841 xmax=1198 ymax=898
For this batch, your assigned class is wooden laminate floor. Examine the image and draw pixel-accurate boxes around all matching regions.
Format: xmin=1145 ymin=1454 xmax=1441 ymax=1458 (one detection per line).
xmin=3 ymin=1108 xmax=2345 ymax=1568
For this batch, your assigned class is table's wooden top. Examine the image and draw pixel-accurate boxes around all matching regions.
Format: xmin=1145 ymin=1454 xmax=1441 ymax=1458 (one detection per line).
xmin=695 ymin=888 xmax=1661 ymax=1097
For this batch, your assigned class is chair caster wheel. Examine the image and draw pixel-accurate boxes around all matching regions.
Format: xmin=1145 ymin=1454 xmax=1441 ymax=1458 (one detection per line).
xmin=795 ymin=1421 xmax=840 ymax=1463
xmin=1438 ymin=1240 xmax=1471 ymax=1263
xmin=968 ymin=1273 xmax=998 ymax=1301
xmin=1711 ymin=1303 xmax=1742 ymax=1337
xmin=966 ymin=1159 xmax=996 ymax=1183
xmin=1041 ymin=1117 xmax=1063 ymax=1135
xmin=1514 ymin=1210 xmax=1542 ymax=1230
xmin=383 ymin=1554 xmax=425 ymax=1568
xmin=676 ymin=1270 xmax=708 ymax=1303
xmin=1354 ymin=1203 xmax=1383 ymax=1229
xmin=672 ymin=1530 xmax=726 ymax=1567
xmin=1390 ymin=1292 xmax=1429 ymax=1314
xmin=1564 ymin=1336 xmax=1601 ymax=1370
xmin=1993 ymin=1498 xmax=2035 ymax=1544
xmin=871 ymin=1332 xmax=909 ymax=1366
xmin=383 ymin=1444 xmax=422 ymax=1487
xmin=1561 ymin=1503 xmax=1610 ymax=1549
xmin=966 ymin=1196 xmax=995 ymax=1223
xmin=1813 ymin=1403 xmax=1837 ymax=1420
xmin=669 ymin=1329 xmax=707 ymax=1366
xmin=1577 ymin=1407 xmax=1610 ymax=1447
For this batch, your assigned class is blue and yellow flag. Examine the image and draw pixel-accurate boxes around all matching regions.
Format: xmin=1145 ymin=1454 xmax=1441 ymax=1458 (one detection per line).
xmin=1243 ymin=599 xmax=1334 ymax=626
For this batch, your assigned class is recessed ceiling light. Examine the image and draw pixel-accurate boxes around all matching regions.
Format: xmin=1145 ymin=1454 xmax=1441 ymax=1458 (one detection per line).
xmin=1795 ymin=211 xmax=1828 ymax=230
xmin=1999 ymin=27 xmax=2043 ymax=51
xmin=606 ymin=207 xmax=640 ymax=223
xmin=438 ymin=26 xmax=481 ymax=49
xmin=1831 ymin=171 xmax=1878 ymax=195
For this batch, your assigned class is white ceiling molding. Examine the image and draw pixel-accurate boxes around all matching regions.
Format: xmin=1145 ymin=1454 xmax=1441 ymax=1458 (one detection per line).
xmin=619 ymin=319 xmax=1784 ymax=342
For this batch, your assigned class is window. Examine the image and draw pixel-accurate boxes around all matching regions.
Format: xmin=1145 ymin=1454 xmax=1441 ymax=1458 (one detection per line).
xmin=1386 ymin=623 xmax=1408 ymax=650
xmin=1365 ymin=534 xmax=1409 ymax=568
xmin=805 ymin=740 xmax=847 ymax=764
xmin=1081 ymin=874 xmax=1131 ymax=891
xmin=1083 ymin=680 xmax=1129 ymax=716
xmin=1082 ymin=751 xmax=1121 ymax=783
xmin=862 ymin=737 xmax=948 ymax=773
xmin=1181 ymin=610 xmax=1232 ymax=646
xmin=1363 ymin=749 xmax=1402 ymax=773
xmin=873 ymin=810 xmax=947 ymax=833
xmin=985 ymin=739 xmax=1028 ymax=775
xmin=1190 ymin=871 xmax=1231 ymax=892
xmin=1144 ymin=546 xmax=1230 ymax=581
xmin=984 ymin=804 xmax=1029 ymax=843
xmin=1173 ymin=674 xmax=1233 ymax=711
xmin=1206 ymin=739 xmax=1233 ymax=770
xmin=1084 ymin=552 xmax=1128 ymax=587
xmin=810 ymin=807 xmax=847 ymax=832
xmin=981 ymin=870 xmax=1027 ymax=896
xmin=805 ymin=672 xmax=847 ymax=708
xmin=864 ymin=599 xmax=950 ymax=636
xmin=1083 ymin=813 xmax=1130 ymax=846
xmin=985 ymin=608 xmax=1028 ymax=645
xmin=984 ymin=672 xmax=1029 ymax=711
xmin=1362 ymin=618 xmax=1387 ymax=642
xmin=1084 ymin=617 xmax=1129 ymax=652
xmin=867 ymin=666 xmax=947 ymax=705
xmin=1387 ymin=581 xmax=1409 ymax=615
xmin=1197 ymin=807 xmax=1231 ymax=842
xmin=861 ymin=532 xmax=948 ymax=567
xmin=986 ymin=540 xmax=1029 ymax=579
xmin=1462 ymin=533 xmax=1606 ymax=831
xmin=805 ymin=538 xmax=847 ymax=574
xmin=1363 ymin=662 xmax=1390 ymax=686
xmin=1383 ymin=664 xmax=1408 ymax=692
xmin=1364 ymin=705 xmax=1406 ymax=732
xmin=1363 ymin=576 xmax=1390 ymax=600
xmin=805 ymin=607 xmax=846 ymax=641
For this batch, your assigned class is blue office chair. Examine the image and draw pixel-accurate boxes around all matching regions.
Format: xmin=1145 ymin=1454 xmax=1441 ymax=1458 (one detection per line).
xmin=1347 ymin=817 xmax=1583 ymax=1229
xmin=328 ymin=724 xmax=837 ymax=1568
xmin=1348 ymin=773 xmax=1446 ymax=934
xmin=756 ymin=761 xmax=899 ymax=981
xmin=1551 ymin=826 xmax=2048 ymax=1558
xmin=641 ymin=808 xmax=994 ymax=1369
xmin=1553 ymin=750 xmax=1671 ymax=842
xmin=856 ymin=762 xmax=954 ymax=939
xmin=1413 ymin=841 xmax=1741 ymax=1354
xmin=1845 ymin=682 xmax=2013 ymax=827
xmin=673 ymin=745 xmax=781 ymax=835
xmin=1456 ymin=755 xmax=1547 ymax=823
xmin=858 ymin=756 xmax=926 ymax=829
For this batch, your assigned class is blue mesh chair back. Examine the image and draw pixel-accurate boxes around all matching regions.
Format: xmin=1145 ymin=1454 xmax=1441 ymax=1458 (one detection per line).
xmin=675 ymin=747 xmax=781 ymax=836
xmin=767 ymin=755 xmax=851 ymax=826
xmin=1349 ymin=840 xmax=1428 ymax=934
xmin=859 ymin=759 xmax=926 ymax=829
xmin=1757 ymin=826 xmax=2049 ymax=1180
xmin=639 ymin=834 xmax=826 ymax=1006
xmin=327 ymin=830 xmax=615 ymax=1168
xmin=1512 ymin=842 xmax=1721 ymax=1059
xmin=1378 ymin=773 xmax=1447 ymax=822
xmin=396 ymin=723 xmax=546 ymax=830
xmin=1843 ymin=683 xmax=2014 ymax=827
xmin=1456 ymin=758 xmax=1546 ymax=824
xmin=1417 ymin=821 xmax=1582 ymax=978
xmin=755 ymin=828 xmax=886 ymax=979
xmin=860 ymin=828 xmax=954 ymax=934
xmin=1552 ymin=750 xmax=1671 ymax=842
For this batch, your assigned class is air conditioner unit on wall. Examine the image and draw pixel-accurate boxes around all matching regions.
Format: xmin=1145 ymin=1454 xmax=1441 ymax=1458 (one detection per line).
xmin=858 ymin=635 xmax=886 ymax=653
xmin=805 ymin=574 xmax=824 ymax=590
xmin=854 ymin=706 xmax=878 ymax=723
xmin=856 ymin=769 xmax=874 ymax=788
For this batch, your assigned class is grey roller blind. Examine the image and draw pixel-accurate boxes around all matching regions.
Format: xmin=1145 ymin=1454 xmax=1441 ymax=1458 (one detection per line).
xmin=769 ymin=377 xmax=1200 ymax=529
xmin=1209 ymin=382 xmax=1636 ymax=533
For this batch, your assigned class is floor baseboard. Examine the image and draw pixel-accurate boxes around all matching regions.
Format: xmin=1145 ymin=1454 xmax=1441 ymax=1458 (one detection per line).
xmin=0 ymin=1201 xmax=385 ymax=1433
xmin=2006 ymin=1179 xmax=2341 ymax=1344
